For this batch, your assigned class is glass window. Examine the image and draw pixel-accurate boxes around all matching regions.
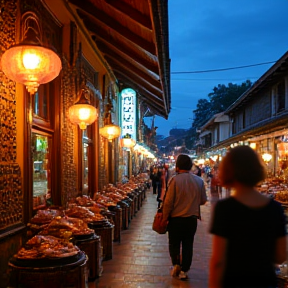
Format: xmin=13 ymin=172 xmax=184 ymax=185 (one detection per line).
xmin=277 ymin=81 xmax=285 ymax=113
xmin=32 ymin=132 xmax=52 ymax=209
xmin=33 ymin=85 xmax=49 ymax=121
xmin=82 ymin=130 xmax=90 ymax=195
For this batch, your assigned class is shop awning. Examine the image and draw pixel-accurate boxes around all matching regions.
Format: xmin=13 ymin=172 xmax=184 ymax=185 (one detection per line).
xmin=208 ymin=111 xmax=288 ymax=151
xmin=65 ymin=0 xmax=171 ymax=119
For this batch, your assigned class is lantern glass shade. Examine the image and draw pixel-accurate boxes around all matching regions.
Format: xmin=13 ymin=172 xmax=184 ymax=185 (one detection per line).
xmin=99 ymin=124 xmax=121 ymax=142
xmin=69 ymin=104 xmax=98 ymax=130
xmin=68 ymin=89 xmax=98 ymax=130
xmin=120 ymin=133 xmax=136 ymax=148
xmin=121 ymin=137 xmax=136 ymax=148
xmin=1 ymin=44 xmax=62 ymax=94
xmin=262 ymin=153 xmax=272 ymax=163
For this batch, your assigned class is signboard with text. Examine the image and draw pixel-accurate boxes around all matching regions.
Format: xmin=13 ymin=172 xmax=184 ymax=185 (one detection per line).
xmin=121 ymin=88 xmax=136 ymax=140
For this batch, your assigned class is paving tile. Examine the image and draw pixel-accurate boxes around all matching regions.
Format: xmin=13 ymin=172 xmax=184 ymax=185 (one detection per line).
xmin=89 ymin=188 xmax=212 ymax=288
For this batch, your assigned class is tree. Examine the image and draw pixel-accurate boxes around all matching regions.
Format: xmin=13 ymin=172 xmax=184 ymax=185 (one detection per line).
xmin=208 ymin=80 xmax=252 ymax=115
xmin=169 ymin=128 xmax=187 ymax=137
xmin=185 ymin=80 xmax=253 ymax=150
xmin=192 ymin=98 xmax=212 ymax=129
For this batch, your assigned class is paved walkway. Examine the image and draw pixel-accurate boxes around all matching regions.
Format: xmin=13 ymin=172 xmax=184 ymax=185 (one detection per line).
xmin=89 ymin=188 xmax=214 ymax=288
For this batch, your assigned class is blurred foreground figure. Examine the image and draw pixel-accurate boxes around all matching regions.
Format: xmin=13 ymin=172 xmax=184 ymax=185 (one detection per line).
xmin=209 ymin=146 xmax=287 ymax=288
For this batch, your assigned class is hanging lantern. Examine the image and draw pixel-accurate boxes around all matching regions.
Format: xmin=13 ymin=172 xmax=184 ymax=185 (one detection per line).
xmin=99 ymin=102 xmax=121 ymax=142
xmin=120 ymin=133 xmax=136 ymax=148
xmin=68 ymin=89 xmax=98 ymax=130
xmin=99 ymin=124 xmax=121 ymax=142
xmin=249 ymin=142 xmax=257 ymax=149
xmin=262 ymin=153 xmax=272 ymax=163
xmin=1 ymin=28 xmax=62 ymax=94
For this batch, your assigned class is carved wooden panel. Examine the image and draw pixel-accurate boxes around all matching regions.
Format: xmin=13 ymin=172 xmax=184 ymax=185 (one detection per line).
xmin=0 ymin=1 xmax=24 ymax=286
xmin=60 ymin=56 xmax=78 ymax=204
xmin=20 ymin=0 xmax=62 ymax=51
xmin=61 ymin=36 xmax=102 ymax=202
xmin=0 ymin=0 xmax=23 ymax=233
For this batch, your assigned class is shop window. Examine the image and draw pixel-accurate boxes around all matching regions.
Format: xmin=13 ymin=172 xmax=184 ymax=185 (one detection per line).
xmin=277 ymin=81 xmax=285 ymax=113
xmin=33 ymin=84 xmax=49 ymax=121
xmin=215 ymin=127 xmax=219 ymax=143
xmin=32 ymin=132 xmax=52 ymax=209
xmin=82 ymin=130 xmax=90 ymax=195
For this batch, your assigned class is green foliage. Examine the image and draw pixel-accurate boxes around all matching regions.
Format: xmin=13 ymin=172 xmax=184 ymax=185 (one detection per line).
xmin=170 ymin=128 xmax=187 ymax=137
xmin=208 ymin=80 xmax=252 ymax=115
xmin=192 ymin=99 xmax=212 ymax=129
xmin=186 ymin=80 xmax=253 ymax=149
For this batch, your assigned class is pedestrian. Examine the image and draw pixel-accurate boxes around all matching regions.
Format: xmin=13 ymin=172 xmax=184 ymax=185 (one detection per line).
xmin=150 ymin=166 xmax=160 ymax=195
xmin=156 ymin=166 xmax=164 ymax=207
xmin=209 ymin=146 xmax=287 ymax=288
xmin=210 ymin=164 xmax=222 ymax=200
xmin=164 ymin=163 xmax=170 ymax=189
xmin=192 ymin=163 xmax=202 ymax=177
xmin=157 ymin=165 xmax=167 ymax=208
xmin=161 ymin=154 xmax=207 ymax=280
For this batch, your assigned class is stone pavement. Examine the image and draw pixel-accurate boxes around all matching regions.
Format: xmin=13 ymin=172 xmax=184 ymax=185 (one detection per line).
xmin=89 ymin=188 xmax=214 ymax=288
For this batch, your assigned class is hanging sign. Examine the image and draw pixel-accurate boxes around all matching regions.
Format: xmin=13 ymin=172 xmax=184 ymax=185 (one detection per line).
xmin=121 ymin=88 xmax=136 ymax=140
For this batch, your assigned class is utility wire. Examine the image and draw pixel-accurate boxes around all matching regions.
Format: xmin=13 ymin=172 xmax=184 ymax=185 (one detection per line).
xmin=171 ymin=61 xmax=276 ymax=74
xmin=171 ymin=77 xmax=259 ymax=81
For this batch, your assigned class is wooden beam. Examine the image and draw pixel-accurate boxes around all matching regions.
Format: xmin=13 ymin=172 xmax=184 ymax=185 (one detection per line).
xmin=95 ymin=41 xmax=159 ymax=75
xmin=114 ymin=71 xmax=167 ymax=115
xmin=104 ymin=0 xmax=152 ymax=30
xmin=103 ymin=53 xmax=161 ymax=90
xmin=73 ymin=3 xmax=156 ymax=54
xmin=108 ymin=58 xmax=163 ymax=99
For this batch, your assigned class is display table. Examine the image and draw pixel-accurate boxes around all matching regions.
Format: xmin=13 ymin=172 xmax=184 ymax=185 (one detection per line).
xmin=8 ymin=251 xmax=88 ymax=288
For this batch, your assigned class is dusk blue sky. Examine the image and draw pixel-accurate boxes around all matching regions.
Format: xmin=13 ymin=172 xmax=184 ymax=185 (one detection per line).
xmin=150 ymin=0 xmax=288 ymax=137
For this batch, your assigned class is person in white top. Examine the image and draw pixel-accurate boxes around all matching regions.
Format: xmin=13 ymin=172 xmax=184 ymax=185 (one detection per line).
xmin=162 ymin=154 xmax=207 ymax=280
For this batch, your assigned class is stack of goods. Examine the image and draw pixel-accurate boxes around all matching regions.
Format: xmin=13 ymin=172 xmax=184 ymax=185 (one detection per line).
xmin=8 ymin=235 xmax=87 ymax=288
xmin=9 ymin=234 xmax=85 ymax=270
xmin=39 ymin=216 xmax=95 ymax=240
xmin=65 ymin=205 xmax=106 ymax=224
xmin=67 ymin=196 xmax=115 ymax=261
xmin=14 ymin=235 xmax=80 ymax=260
xmin=27 ymin=209 xmax=64 ymax=237
xmin=274 ymin=191 xmax=288 ymax=204
xmin=93 ymin=193 xmax=118 ymax=208
xmin=258 ymin=178 xmax=288 ymax=199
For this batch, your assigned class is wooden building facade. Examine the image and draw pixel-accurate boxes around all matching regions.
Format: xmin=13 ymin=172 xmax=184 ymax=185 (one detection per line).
xmin=0 ymin=0 xmax=170 ymax=286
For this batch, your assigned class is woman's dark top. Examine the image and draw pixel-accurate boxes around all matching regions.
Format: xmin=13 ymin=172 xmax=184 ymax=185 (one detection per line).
xmin=210 ymin=197 xmax=287 ymax=288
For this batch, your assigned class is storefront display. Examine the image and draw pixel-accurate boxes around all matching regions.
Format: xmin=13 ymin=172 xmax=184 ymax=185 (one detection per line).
xmin=8 ymin=174 xmax=149 ymax=285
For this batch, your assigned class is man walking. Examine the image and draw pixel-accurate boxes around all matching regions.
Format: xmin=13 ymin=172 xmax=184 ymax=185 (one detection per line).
xmin=162 ymin=154 xmax=207 ymax=280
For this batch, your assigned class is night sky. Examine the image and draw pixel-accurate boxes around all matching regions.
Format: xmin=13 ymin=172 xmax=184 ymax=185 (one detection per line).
xmin=150 ymin=0 xmax=288 ymax=137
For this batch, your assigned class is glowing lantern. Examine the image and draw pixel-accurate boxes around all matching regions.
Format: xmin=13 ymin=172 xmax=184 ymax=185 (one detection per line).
xmin=262 ymin=153 xmax=272 ymax=163
xmin=120 ymin=133 xmax=136 ymax=148
xmin=99 ymin=123 xmax=121 ymax=142
xmin=68 ymin=89 xmax=98 ymax=130
xmin=99 ymin=102 xmax=121 ymax=142
xmin=250 ymin=142 xmax=257 ymax=149
xmin=1 ymin=29 xmax=62 ymax=94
